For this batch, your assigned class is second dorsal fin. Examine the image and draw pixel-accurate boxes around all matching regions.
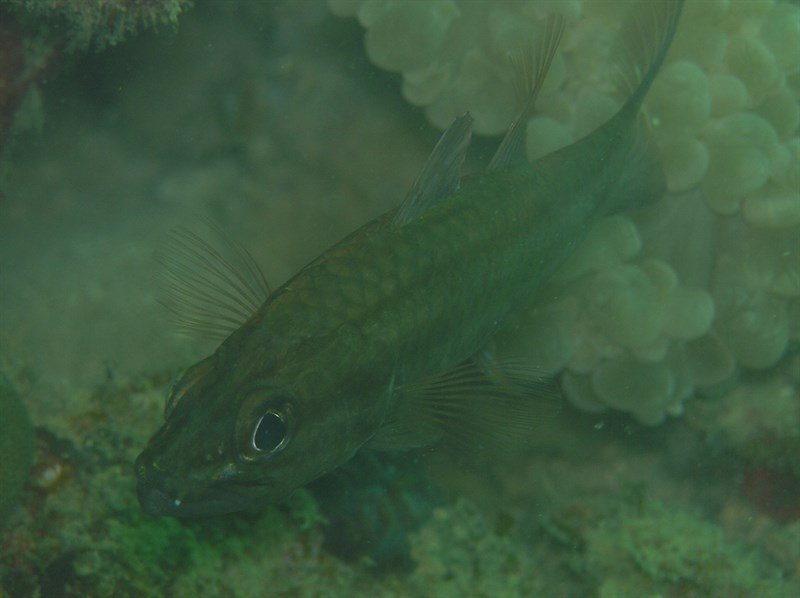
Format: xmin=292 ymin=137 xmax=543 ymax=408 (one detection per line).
xmin=488 ymin=14 xmax=565 ymax=171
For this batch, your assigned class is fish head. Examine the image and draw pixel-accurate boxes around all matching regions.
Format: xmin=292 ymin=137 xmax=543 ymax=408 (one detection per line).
xmin=135 ymin=332 xmax=375 ymax=517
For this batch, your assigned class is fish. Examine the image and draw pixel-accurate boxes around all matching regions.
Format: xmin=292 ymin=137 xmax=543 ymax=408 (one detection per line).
xmin=136 ymin=0 xmax=685 ymax=517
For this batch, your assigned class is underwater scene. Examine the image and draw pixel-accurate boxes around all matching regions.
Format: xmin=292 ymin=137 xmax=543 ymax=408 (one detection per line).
xmin=0 ymin=0 xmax=799 ymax=596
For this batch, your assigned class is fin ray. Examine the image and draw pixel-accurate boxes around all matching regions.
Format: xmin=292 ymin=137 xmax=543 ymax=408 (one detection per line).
xmin=155 ymin=218 xmax=271 ymax=340
xmin=599 ymin=0 xmax=685 ymax=213
xmin=392 ymin=113 xmax=474 ymax=228
xmin=612 ymin=0 xmax=685 ymax=112
xmin=488 ymin=14 xmax=565 ymax=171
xmin=369 ymin=358 xmax=561 ymax=453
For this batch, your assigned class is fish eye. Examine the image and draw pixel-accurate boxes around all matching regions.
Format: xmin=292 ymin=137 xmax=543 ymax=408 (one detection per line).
xmin=252 ymin=410 xmax=288 ymax=453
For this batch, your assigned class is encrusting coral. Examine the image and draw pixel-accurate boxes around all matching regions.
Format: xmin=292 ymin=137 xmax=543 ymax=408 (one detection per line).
xmin=330 ymin=0 xmax=800 ymax=424
xmin=0 ymin=0 xmax=193 ymax=151
xmin=4 ymin=0 xmax=192 ymax=50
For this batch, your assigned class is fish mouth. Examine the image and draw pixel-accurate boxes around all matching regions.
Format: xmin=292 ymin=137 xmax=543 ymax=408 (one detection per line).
xmin=135 ymin=453 xmax=278 ymax=517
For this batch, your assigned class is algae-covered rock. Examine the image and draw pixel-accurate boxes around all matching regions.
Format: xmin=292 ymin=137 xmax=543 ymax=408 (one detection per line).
xmin=0 ymin=375 xmax=35 ymax=525
xmin=585 ymin=501 xmax=791 ymax=597
xmin=408 ymin=498 xmax=544 ymax=597
xmin=0 ymin=371 xmax=376 ymax=596
xmin=4 ymin=0 xmax=192 ymax=50
xmin=687 ymin=356 xmax=800 ymax=478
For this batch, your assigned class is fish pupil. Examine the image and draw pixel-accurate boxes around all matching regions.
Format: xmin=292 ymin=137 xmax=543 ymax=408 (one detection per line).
xmin=253 ymin=411 xmax=287 ymax=453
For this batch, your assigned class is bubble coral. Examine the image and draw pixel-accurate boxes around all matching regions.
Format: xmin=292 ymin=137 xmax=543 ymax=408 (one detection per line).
xmin=329 ymin=0 xmax=577 ymax=135
xmin=330 ymin=0 xmax=799 ymax=424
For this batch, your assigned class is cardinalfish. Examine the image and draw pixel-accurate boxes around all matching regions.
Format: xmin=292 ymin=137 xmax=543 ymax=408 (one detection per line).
xmin=136 ymin=0 xmax=685 ymax=517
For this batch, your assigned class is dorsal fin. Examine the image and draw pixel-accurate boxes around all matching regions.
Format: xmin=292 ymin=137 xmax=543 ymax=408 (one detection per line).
xmin=155 ymin=218 xmax=271 ymax=340
xmin=488 ymin=14 xmax=565 ymax=171
xmin=612 ymin=0 xmax=685 ymax=113
xmin=595 ymin=0 xmax=685 ymax=214
xmin=392 ymin=113 xmax=474 ymax=228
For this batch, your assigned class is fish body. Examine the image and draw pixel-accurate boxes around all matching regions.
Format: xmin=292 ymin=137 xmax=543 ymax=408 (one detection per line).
xmin=136 ymin=0 xmax=684 ymax=517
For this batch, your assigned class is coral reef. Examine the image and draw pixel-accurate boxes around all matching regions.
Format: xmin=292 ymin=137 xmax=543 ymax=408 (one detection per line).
xmin=4 ymin=0 xmax=192 ymax=50
xmin=308 ymin=450 xmax=445 ymax=570
xmin=330 ymin=0 xmax=800 ymax=424
xmin=687 ymin=352 xmax=800 ymax=523
xmin=583 ymin=500 xmax=789 ymax=597
xmin=2 ymin=2 xmax=800 ymax=596
xmin=689 ymin=353 xmax=800 ymax=477
xmin=0 ymin=0 xmax=192 ymax=153
xmin=328 ymin=0 xmax=576 ymax=136
xmin=0 ymin=11 xmax=56 ymax=151
xmin=0 ymin=372 xmax=387 ymax=597
xmin=407 ymin=498 xmax=544 ymax=597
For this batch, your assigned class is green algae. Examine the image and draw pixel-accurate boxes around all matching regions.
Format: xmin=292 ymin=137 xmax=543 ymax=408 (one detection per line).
xmin=5 ymin=0 xmax=192 ymax=50
xmin=584 ymin=501 xmax=790 ymax=597
xmin=408 ymin=498 xmax=545 ymax=597
xmin=0 ymin=372 xmax=389 ymax=597
xmin=688 ymin=368 xmax=800 ymax=476
xmin=7 ymin=365 xmax=797 ymax=596
xmin=0 ymin=374 xmax=35 ymax=526
xmin=72 ymin=507 xmax=295 ymax=596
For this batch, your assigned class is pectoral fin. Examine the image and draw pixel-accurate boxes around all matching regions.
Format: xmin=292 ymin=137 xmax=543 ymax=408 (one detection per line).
xmin=369 ymin=358 xmax=560 ymax=453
